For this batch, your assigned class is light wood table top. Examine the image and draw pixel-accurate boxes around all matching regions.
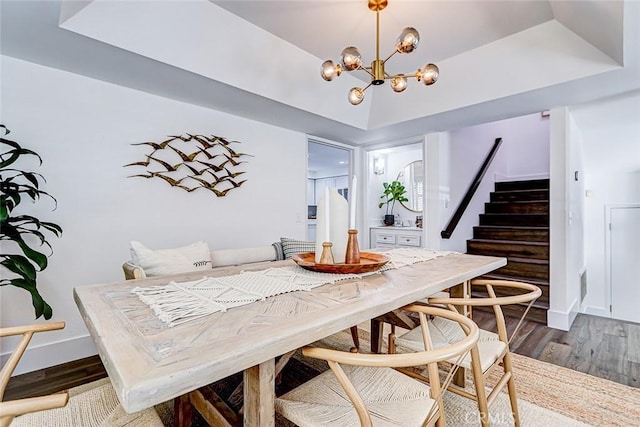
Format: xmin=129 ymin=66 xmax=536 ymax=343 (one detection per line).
xmin=74 ymin=253 xmax=505 ymax=422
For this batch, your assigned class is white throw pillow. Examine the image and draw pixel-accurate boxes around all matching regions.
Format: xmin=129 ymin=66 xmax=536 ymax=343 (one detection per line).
xmin=129 ymin=240 xmax=212 ymax=277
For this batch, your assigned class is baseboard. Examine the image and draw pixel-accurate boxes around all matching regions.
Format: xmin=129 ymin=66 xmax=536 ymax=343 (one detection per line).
xmin=581 ymin=305 xmax=610 ymax=318
xmin=547 ymin=298 xmax=579 ymax=331
xmin=1 ymin=335 xmax=97 ymax=376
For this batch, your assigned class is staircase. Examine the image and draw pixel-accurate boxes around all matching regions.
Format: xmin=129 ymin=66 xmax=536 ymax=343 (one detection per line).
xmin=466 ymin=179 xmax=550 ymax=324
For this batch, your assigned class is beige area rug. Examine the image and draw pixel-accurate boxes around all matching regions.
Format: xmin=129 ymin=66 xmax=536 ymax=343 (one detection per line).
xmin=308 ymin=329 xmax=640 ymax=427
xmin=13 ymin=329 xmax=639 ymax=426
xmin=11 ymin=377 xmax=164 ymax=426
xmin=487 ymin=352 xmax=640 ymax=427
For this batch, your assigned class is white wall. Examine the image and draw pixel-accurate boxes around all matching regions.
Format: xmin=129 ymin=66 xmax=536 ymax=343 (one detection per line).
xmin=439 ymin=113 xmax=550 ymax=252
xmin=367 ymin=143 xmax=423 ymax=227
xmin=567 ymin=115 xmax=586 ymax=316
xmin=572 ymin=91 xmax=640 ymax=318
xmin=425 ymin=132 xmax=449 ymax=249
xmin=548 ymin=107 xmax=585 ymax=330
xmin=0 ymin=56 xmax=308 ymax=374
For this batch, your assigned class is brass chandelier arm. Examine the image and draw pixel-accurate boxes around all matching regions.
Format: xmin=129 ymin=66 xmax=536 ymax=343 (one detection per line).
xmin=360 ymin=67 xmax=376 ymax=79
xmin=382 ymin=49 xmax=398 ymax=64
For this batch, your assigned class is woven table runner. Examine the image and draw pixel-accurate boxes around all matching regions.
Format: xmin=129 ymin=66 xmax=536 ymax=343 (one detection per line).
xmin=132 ymin=248 xmax=454 ymax=327
xmin=377 ymin=247 xmax=457 ymax=270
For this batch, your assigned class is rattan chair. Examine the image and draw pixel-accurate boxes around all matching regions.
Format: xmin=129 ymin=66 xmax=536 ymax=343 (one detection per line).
xmin=0 ymin=323 xmax=68 ymax=427
xmin=276 ymin=305 xmax=480 ymax=427
xmin=0 ymin=322 xmax=164 ymax=427
xmin=391 ymin=279 xmax=542 ymax=427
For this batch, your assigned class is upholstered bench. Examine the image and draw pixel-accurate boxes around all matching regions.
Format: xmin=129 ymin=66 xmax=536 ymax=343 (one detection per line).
xmin=121 ymin=237 xmax=315 ymax=280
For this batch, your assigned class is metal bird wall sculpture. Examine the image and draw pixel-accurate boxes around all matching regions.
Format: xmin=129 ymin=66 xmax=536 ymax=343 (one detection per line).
xmin=124 ymin=133 xmax=252 ymax=197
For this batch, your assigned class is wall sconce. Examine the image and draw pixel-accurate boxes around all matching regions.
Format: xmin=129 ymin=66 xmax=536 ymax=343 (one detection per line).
xmin=374 ymin=158 xmax=385 ymax=175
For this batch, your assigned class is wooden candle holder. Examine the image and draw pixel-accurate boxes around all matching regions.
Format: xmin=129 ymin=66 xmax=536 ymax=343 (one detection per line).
xmin=319 ymin=242 xmax=335 ymax=265
xmin=345 ymin=229 xmax=361 ymax=264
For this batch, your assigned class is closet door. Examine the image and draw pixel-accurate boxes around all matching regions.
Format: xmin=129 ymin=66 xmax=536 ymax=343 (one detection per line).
xmin=610 ymin=206 xmax=640 ymax=323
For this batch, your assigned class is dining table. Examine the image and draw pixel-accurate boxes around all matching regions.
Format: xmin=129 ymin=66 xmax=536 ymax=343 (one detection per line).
xmin=73 ymin=252 xmax=506 ymax=426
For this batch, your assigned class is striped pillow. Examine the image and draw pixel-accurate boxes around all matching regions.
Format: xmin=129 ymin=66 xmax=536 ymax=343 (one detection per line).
xmin=272 ymin=241 xmax=285 ymax=261
xmin=280 ymin=237 xmax=315 ymax=259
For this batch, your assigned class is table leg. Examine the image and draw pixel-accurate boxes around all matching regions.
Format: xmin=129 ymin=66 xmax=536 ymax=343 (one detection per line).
xmin=243 ymin=359 xmax=275 ymax=427
xmin=174 ymin=394 xmax=192 ymax=427
xmin=370 ymin=319 xmax=384 ymax=353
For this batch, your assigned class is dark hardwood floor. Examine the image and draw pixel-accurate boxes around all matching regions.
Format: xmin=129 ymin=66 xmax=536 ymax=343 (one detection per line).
xmin=4 ymin=313 xmax=638 ymax=403
xmin=473 ymin=311 xmax=639 ymax=388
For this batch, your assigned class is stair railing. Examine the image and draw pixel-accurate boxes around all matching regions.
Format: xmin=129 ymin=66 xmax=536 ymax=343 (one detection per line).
xmin=441 ymin=137 xmax=503 ymax=239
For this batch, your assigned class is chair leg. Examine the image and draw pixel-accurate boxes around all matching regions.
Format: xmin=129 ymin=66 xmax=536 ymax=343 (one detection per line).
xmin=503 ymin=352 xmax=520 ymax=427
xmin=469 ymin=347 xmax=491 ymax=427
xmin=370 ymin=319 xmax=384 ymax=353
xmin=349 ymin=326 xmax=360 ymax=352
xmin=388 ymin=325 xmax=396 ymax=354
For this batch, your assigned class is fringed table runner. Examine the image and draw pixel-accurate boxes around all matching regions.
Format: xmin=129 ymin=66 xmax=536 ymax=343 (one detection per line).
xmin=132 ymin=248 xmax=454 ymax=327
xmin=378 ymin=247 xmax=457 ymax=270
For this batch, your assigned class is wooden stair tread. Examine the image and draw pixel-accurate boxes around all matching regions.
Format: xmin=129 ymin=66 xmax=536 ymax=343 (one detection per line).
xmin=481 ymin=213 xmax=548 ymax=217
xmin=479 ymin=273 xmax=549 ymax=287
xmin=506 ymin=256 xmax=549 ymax=265
xmin=492 ymin=189 xmax=549 ymax=194
xmin=495 ymin=179 xmax=550 ymax=191
xmin=491 ymin=190 xmax=549 ymax=201
xmin=488 ymin=200 xmax=549 ymax=205
xmin=469 ymin=238 xmax=549 ymax=246
xmin=475 ymin=225 xmax=549 ymax=231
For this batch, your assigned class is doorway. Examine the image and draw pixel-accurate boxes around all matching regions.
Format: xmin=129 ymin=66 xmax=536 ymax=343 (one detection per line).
xmin=307 ymin=140 xmax=351 ymax=241
xmin=608 ymin=205 xmax=640 ymax=323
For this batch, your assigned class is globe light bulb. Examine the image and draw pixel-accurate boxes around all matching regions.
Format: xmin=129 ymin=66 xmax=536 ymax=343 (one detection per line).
xmin=390 ymin=74 xmax=408 ymax=92
xmin=419 ymin=63 xmax=439 ymax=85
xmin=321 ymin=60 xmax=342 ymax=81
xmin=348 ymin=87 xmax=365 ymax=105
xmin=341 ymin=46 xmax=363 ymax=71
xmin=396 ymin=27 xmax=420 ymax=54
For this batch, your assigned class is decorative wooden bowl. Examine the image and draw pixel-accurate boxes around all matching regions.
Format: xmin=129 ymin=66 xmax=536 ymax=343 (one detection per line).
xmin=292 ymin=252 xmax=390 ymax=274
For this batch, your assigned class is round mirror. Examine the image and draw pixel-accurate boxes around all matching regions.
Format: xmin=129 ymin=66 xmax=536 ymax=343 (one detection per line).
xmin=396 ymin=160 xmax=423 ymax=212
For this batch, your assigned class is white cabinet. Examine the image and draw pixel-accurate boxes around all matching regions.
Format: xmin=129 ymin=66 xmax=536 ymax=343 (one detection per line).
xmin=307 ymin=179 xmax=316 ymax=206
xmin=314 ymin=176 xmax=349 ymax=204
xmin=335 ymin=175 xmax=348 ymax=190
xmin=307 ymin=222 xmax=316 ymax=241
xmin=369 ymin=227 xmax=423 ymax=249
xmin=315 ymin=179 xmax=328 ymax=204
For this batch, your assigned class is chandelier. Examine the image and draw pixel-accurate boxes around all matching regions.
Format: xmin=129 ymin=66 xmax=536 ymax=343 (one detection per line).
xmin=321 ymin=0 xmax=439 ymax=105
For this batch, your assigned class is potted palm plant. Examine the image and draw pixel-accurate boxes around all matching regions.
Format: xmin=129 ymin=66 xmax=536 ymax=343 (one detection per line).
xmin=378 ymin=180 xmax=408 ymax=226
xmin=1 ymin=125 xmax=62 ymax=319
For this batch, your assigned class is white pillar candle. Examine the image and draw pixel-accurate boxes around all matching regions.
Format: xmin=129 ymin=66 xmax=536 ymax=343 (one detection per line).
xmin=349 ymin=175 xmax=357 ymax=229
xmin=325 ymin=186 xmax=330 ymax=241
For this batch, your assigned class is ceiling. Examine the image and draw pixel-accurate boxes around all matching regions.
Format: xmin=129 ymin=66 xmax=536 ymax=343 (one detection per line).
xmin=308 ymin=141 xmax=350 ymax=178
xmin=1 ymin=1 xmax=639 ymax=146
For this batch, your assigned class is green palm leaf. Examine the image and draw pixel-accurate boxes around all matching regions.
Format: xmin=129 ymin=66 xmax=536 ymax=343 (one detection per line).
xmin=10 ymin=278 xmax=53 ymax=319
xmin=1 ymin=124 xmax=60 ymax=319
xmin=1 ymin=255 xmax=37 ymax=280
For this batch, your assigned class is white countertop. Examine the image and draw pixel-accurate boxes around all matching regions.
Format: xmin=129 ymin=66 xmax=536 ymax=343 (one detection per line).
xmin=370 ymin=225 xmax=423 ymax=231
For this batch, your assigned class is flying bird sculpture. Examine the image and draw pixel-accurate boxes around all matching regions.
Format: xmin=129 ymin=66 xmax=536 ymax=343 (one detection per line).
xmin=125 ymin=132 xmax=252 ymax=197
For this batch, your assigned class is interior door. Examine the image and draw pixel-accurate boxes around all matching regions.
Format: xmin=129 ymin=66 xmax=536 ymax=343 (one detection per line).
xmin=307 ymin=141 xmax=351 ymax=241
xmin=610 ymin=206 xmax=640 ymax=323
